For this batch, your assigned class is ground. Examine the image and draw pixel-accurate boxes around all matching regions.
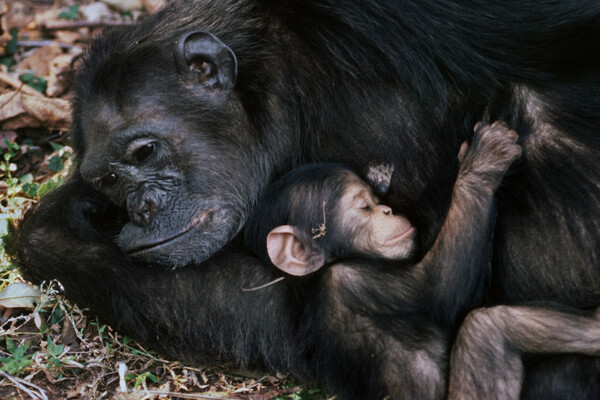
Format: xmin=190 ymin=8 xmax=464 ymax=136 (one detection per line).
xmin=0 ymin=1 xmax=326 ymax=399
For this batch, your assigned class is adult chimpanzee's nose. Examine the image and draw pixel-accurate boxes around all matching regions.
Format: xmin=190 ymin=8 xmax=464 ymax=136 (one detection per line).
xmin=128 ymin=194 xmax=159 ymax=227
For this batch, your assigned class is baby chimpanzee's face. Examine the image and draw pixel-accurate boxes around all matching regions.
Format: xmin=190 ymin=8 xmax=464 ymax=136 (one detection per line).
xmin=338 ymin=175 xmax=415 ymax=260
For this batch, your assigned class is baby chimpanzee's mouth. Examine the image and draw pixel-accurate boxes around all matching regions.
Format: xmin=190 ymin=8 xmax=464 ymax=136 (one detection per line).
xmin=385 ymin=226 xmax=415 ymax=245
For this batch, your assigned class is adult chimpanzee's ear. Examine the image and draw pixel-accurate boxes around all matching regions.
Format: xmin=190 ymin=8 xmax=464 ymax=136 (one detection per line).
xmin=266 ymin=225 xmax=326 ymax=276
xmin=175 ymin=31 xmax=238 ymax=93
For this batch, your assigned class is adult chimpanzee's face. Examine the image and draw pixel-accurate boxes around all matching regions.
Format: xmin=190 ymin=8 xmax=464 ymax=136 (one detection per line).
xmin=74 ymin=31 xmax=271 ymax=267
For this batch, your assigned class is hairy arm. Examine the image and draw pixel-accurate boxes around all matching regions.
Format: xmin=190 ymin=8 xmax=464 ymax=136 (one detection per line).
xmin=416 ymin=121 xmax=521 ymax=326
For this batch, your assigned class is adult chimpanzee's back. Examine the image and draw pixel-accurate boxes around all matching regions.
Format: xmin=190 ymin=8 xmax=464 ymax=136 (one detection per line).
xmin=10 ymin=0 xmax=600 ymax=398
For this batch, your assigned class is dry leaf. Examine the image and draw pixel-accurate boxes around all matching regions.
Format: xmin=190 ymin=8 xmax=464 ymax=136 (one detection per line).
xmin=15 ymin=44 xmax=63 ymax=76
xmin=61 ymin=317 xmax=79 ymax=347
xmin=142 ymin=0 xmax=167 ymax=14
xmin=81 ymin=2 xmax=116 ymax=23
xmin=2 ymin=114 xmax=43 ymax=129
xmin=1 ymin=1 xmax=34 ymax=31
xmin=20 ymin=93 xmax=70 ymax=128
xmin=47 ymin=53 xmax=75 ymax=97
xmin=0 ymin=90 xmax=26 ymax=121
xmin=54 ymin=30 xmax=83 ymax=44
xmin=103 ymin=0 xmax=143 ymax=11
xmin=0 ymin=282 xmax=41 ymax=309
xmin=34 ymin=8 xmax=62 ymax=27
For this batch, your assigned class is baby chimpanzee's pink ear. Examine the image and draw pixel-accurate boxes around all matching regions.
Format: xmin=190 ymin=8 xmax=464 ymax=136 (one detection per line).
xmin=266 ymin=225 xmax=326 ymax=276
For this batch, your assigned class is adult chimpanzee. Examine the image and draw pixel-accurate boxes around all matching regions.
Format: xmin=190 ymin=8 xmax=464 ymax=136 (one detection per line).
xmin=9 ymin=0 xmax=600 ymax=398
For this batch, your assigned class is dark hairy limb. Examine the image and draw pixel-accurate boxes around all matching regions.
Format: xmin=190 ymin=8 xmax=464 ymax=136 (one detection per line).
xmin=417 ymin=122 xmax=521 ymax=325
xmin=448 ymin=305 xmax=600 ymax=400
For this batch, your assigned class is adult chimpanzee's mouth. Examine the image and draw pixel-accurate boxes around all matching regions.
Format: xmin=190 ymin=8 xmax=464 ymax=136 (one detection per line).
xmin=126 ymin=209 xmax=214 ymax=255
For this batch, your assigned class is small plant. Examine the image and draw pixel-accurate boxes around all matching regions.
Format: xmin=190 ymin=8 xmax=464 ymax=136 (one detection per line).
xmin=0 ymin=139 xmax=20 ymax=189
xmin=20 ymin=174 xmax=39 ymax=198
xmin=46 ymin=336 xmax=65 ymax=368
xmin=0 ymin=338 xmax=33 ymax=375
xmin=126 ymin=371 xmax=161 ymax=389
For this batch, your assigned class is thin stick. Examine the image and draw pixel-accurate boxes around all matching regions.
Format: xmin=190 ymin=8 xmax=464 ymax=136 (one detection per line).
xmin=242 ymin=277 xmax=286 ymax=292
xmin=311 ymin=201 xmax=327 ymax=239
xmin=42 ymin=20 xmax=135 ymax=31
xmin=0 ymin=72 xmax=43 ymax=97
xmin=17 ymin=40 xmax=77 ymax=50
xmin=0 ymin=370 xmax=49 ymax=400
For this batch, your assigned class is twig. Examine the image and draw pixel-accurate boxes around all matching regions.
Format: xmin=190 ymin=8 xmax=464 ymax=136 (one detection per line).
xmin=42 ymin=20 xmax=135 ymax=31
xmin=0 ymin=85 xmax=22 ymax=109
xmin=0 ymin=370 xmax=49 ymax=400
xmin=242 ymin=277 xmax=286 ymax=292
xmin=139 ymin=390 xmax=240 ymax=399
xmin=0 ymin=72 xmax=43 ymax=97
xmin=17 ymin=40 xmax=78 ymax=50
xmin=311 ymin=201 xmax=327 ymax=239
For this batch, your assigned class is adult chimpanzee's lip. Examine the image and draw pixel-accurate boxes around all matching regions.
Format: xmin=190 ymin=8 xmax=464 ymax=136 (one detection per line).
xmin=126 ymin=209 xmax=213 ymax=255
xmin=385 ymin=226 xmax=415 ymax=245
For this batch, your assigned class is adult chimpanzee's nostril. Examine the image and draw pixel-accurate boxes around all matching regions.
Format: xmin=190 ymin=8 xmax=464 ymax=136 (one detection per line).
xmin=129 ymin=197 xmax=158 ymax=227
xmin=133 ymin=199 xmax=156 ymax=226
xmin=101 ymin=173 xmax=118 ymax=187
xmin=381 ymin=206 xmax=392 ymax=215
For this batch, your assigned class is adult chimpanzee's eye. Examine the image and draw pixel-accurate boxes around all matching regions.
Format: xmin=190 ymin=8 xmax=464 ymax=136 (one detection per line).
xmin=133 ymin=142 xmax=155 ymax=164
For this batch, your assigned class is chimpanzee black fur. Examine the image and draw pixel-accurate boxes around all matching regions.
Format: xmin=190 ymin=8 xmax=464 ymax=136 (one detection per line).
xmin=10 ymin=0 xmax=600 ymax=398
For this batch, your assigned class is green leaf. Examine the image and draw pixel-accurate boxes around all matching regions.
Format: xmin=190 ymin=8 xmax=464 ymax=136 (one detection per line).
xmin=147 ymin=373 xmax=160 ymax=383
xmin=49 ymin=307 xmax=64 ymax=325
xmin=0 ymin=56 xmax=14 ymax=68
xmin=6 ymin=28 xmax=19 ymax=55
xmin=18 ymin=74 xmax=46 ymax=93
xmin=5 ymin=338 xmax=16 ymax=353
xmin=47 ymin=156 xmax=64 ymax=172
xmin=121 ymin=10 xmax=134 ymax=21
xmin=19 ymin=73 xmax=47 ymax=94
xmin=59 ymin=5 xmax=80 ymax=20
xmin=19 ymin=174 xmax=33 ymax=184
xmin=22 ymin=182 xmax=40 ymax=198
xmin=38 ymin=178 xmax=63 ymax=198
xmin=49 ymin=142 xmax=64 ymax=152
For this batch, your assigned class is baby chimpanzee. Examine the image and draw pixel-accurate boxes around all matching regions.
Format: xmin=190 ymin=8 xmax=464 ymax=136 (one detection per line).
xmin=244 ymin=122 xmax=600 ymax=400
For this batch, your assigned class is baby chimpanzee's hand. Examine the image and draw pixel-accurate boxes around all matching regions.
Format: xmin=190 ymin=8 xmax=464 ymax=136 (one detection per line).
xmin=458 ymin=121 xmax=522 ymax=188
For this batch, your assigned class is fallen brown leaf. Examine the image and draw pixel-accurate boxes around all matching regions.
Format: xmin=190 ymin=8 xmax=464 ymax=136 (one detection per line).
xmin=15 ymin=44 xmax=63 ymax=76
xmin=20 ymin=93 xmax=70 ymax=128
xmin=2 ymin=113 xmax=43 ymax=129
xmin=1 ymin=1 xmax=34 ymax=32
xmin=47 ymin=53 xmax=75 ymax=97
xmin=0 ymin=90 xmax=26 ymax=120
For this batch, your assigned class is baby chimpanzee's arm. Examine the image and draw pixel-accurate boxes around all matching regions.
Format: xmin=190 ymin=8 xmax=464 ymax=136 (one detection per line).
xmin=417 ymin=121 xmax=521 ymax=325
